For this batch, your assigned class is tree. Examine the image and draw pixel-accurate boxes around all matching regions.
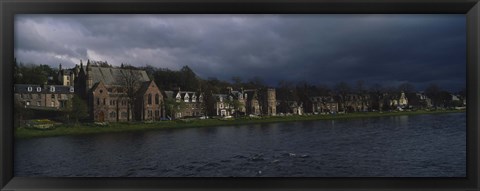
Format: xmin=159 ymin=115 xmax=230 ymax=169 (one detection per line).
xmin=179 ymin=65 xmax=200 ymax=91
xmin=316 ymin=83 xmax=331 ymax=96
xmin=425 ymin=83 xmax=441 ymax=109
xmin=355 ymin=80 xmax=369 ymax=111
xmin=231 ymin=76 xmax=243 ymax=89
xmin=398 ymin=82 xmax=415 ymax=93
xmin=14 ymin=100 xmax=32 ymax=128
xmin=67 ymin=95 xmax=88 ymax=124
xmin=334 ymin=81 xmax=351 ymax=112
xmin=224 ymin=98 xmax=244 ymax=118
xmin=14 ymin=63 xmax=54 ymax=85
xmin=245 ymin=76 xmax=265 ymax=89
xmin=164 ymin=98 xmax=186 ymax=119
xmin=117 ymin=69 xmax=142 ymax=121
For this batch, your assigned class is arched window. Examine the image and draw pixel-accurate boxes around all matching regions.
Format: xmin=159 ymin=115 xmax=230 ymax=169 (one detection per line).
xmin=155 ymin=94 xmax=159 ymax=105
xmin=148 ymin=94 xmax=152 ymax=105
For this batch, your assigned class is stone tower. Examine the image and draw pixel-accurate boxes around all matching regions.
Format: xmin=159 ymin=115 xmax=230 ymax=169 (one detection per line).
xmin=267 ymin=88 xmax=276 ymax=116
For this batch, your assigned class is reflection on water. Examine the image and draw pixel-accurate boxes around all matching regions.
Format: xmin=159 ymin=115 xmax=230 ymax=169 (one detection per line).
xmin=15 ymin=112 xmax=466 ymax=177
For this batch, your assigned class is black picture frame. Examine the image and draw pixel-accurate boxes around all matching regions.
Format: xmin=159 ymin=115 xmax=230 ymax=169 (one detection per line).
xmin=1 ymin=0 xmax=479 ymax=190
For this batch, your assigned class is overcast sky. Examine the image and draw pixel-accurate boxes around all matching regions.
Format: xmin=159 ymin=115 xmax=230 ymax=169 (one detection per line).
xmin=14 ymin=14 xmax=466 ymax=92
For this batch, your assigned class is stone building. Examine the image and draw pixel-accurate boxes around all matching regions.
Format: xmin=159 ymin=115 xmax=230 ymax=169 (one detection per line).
xmin=164 ymin=90 xmax=204 ymax=119
xmin=262 ymin=88 xmax=277 ymax=116
xmin=213 ymin=94 xmax=234 ymax=117
xmin=213 ymin=88 xmax=246 ymax=117
xmin=243 ymin=89 xmax=261 ymax=116
xmin=389 ymin=92 xmax=409 ymax=109
xmin=342 ymin=94 xmax=371 ymax=112
xmin=74 ymin=60 xmax=163 ymax=122
xmin=309 ymin=96 xmax=339 ymax=114
xmin=213 ymin=87 xmax=276 ymax=117
xmin=57 ymin=63 xmax=81 ymax=86
xmin=14 ymin=84 xmax=75 ymax=110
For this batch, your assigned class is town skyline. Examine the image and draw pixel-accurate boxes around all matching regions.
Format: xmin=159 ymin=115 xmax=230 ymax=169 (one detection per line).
xmin=15 ymin=14 xmax=466 ymax=92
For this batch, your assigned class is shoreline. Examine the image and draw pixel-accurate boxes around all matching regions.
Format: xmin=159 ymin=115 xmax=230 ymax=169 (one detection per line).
xmin=15 ymin=109 xmax=465 ymax=139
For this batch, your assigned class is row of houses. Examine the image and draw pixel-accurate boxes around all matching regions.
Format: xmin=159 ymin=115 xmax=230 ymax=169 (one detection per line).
xmin=15 ymin=61 xmax=277 ymax=122
xmin=14 ymin=61 xmax=466 ymax=122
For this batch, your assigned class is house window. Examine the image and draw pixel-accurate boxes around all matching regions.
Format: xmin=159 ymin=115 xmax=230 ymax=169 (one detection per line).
xmin=69 ymin=87 xmax=74 ymax=93
xmin=27 ymin=87 xmax=32 ymax=92
xmin=148 ymin=94 xmax=152 ymax=105
xmin=67 ymin=82 xmax=70 ymax=86
xmin=155 ymin=110 xmax=160 ymax=118
xmin=20 ymin=94 xmax=24 ymax=99
xmin=36 ymin=87 xmax=41 ymax=92
xmin=103 ymin=98 xmax=106 ymax=105
xmin=50 ymin=86 xmax=55 ymax=92
xmin=122 ymin=112 xmax=128 ymax=118
xmin=155 ymin=94 xmax=159 ymax=105
xmin=97 ymin=98 xmax=100 ymax=105
xmin=51 ymin=101 xmax=55 ymax=107
xmin=148 ymin=110 xmax=152 ymax=118
xmin=51 ymin=94 xmax=55 ymax=99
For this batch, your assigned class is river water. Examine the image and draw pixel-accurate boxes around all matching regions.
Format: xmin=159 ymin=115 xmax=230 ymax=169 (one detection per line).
xmin=14 ymin=112 xmax=466 ymax=177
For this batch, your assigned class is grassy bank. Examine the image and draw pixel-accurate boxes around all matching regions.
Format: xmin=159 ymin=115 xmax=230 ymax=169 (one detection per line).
xmin=15 ymin=109 xmax=465 ymax=139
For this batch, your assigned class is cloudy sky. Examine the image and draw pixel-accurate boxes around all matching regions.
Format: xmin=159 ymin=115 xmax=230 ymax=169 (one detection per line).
xmin=15 ymin=14 xmax=466 ymax=92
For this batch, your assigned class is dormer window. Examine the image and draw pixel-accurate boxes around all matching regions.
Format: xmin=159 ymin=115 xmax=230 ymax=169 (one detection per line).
xmin=27 ymin=87 xmax=32 ymax=92
xmin=184 ymin=93 xmax=190 ymax=102
xmin=50 ymin=86 xmax=55 ymax=92
xmin=199 ymin=95 xmax=203 ymax=102
xmin=69 ymin=87 xmax=74 ymax=93
xmin=36 ymin=87 xmax=41 ymax=92
xmin=192 ymin=95 xmax=197 ymax=102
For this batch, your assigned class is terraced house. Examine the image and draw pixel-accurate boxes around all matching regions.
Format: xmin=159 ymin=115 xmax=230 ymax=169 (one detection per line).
xmin=14 ymin=84 xmax=75 ymax=110
xmin=164 ymin=90 xmax=204 ymax=119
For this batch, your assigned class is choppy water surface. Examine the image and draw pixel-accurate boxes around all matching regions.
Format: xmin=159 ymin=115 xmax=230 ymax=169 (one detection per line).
xmin=15 ymin=112 xmax=466 ymax=177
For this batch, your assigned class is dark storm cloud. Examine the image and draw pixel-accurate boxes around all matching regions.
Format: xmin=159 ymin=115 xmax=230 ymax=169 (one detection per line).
xmin=14 ymin=14 xmax=465 ymax=91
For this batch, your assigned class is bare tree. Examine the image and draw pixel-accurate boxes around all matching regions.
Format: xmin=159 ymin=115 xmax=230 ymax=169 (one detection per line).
xmin=117 ymin=69 xmax=142 ymax=121
xmin=334 ymin=81 xmax=351 ymax=113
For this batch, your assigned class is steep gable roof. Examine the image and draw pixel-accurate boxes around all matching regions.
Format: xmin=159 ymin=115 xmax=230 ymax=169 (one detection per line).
xmin=89 ymin=66 xmax=150 ymax=86
xmin=136 ymin=81 xmax=161 ymax=97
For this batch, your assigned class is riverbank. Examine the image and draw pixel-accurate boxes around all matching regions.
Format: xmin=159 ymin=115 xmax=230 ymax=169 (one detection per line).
xmin=15 ymin=109 xmax=465 ymax=139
